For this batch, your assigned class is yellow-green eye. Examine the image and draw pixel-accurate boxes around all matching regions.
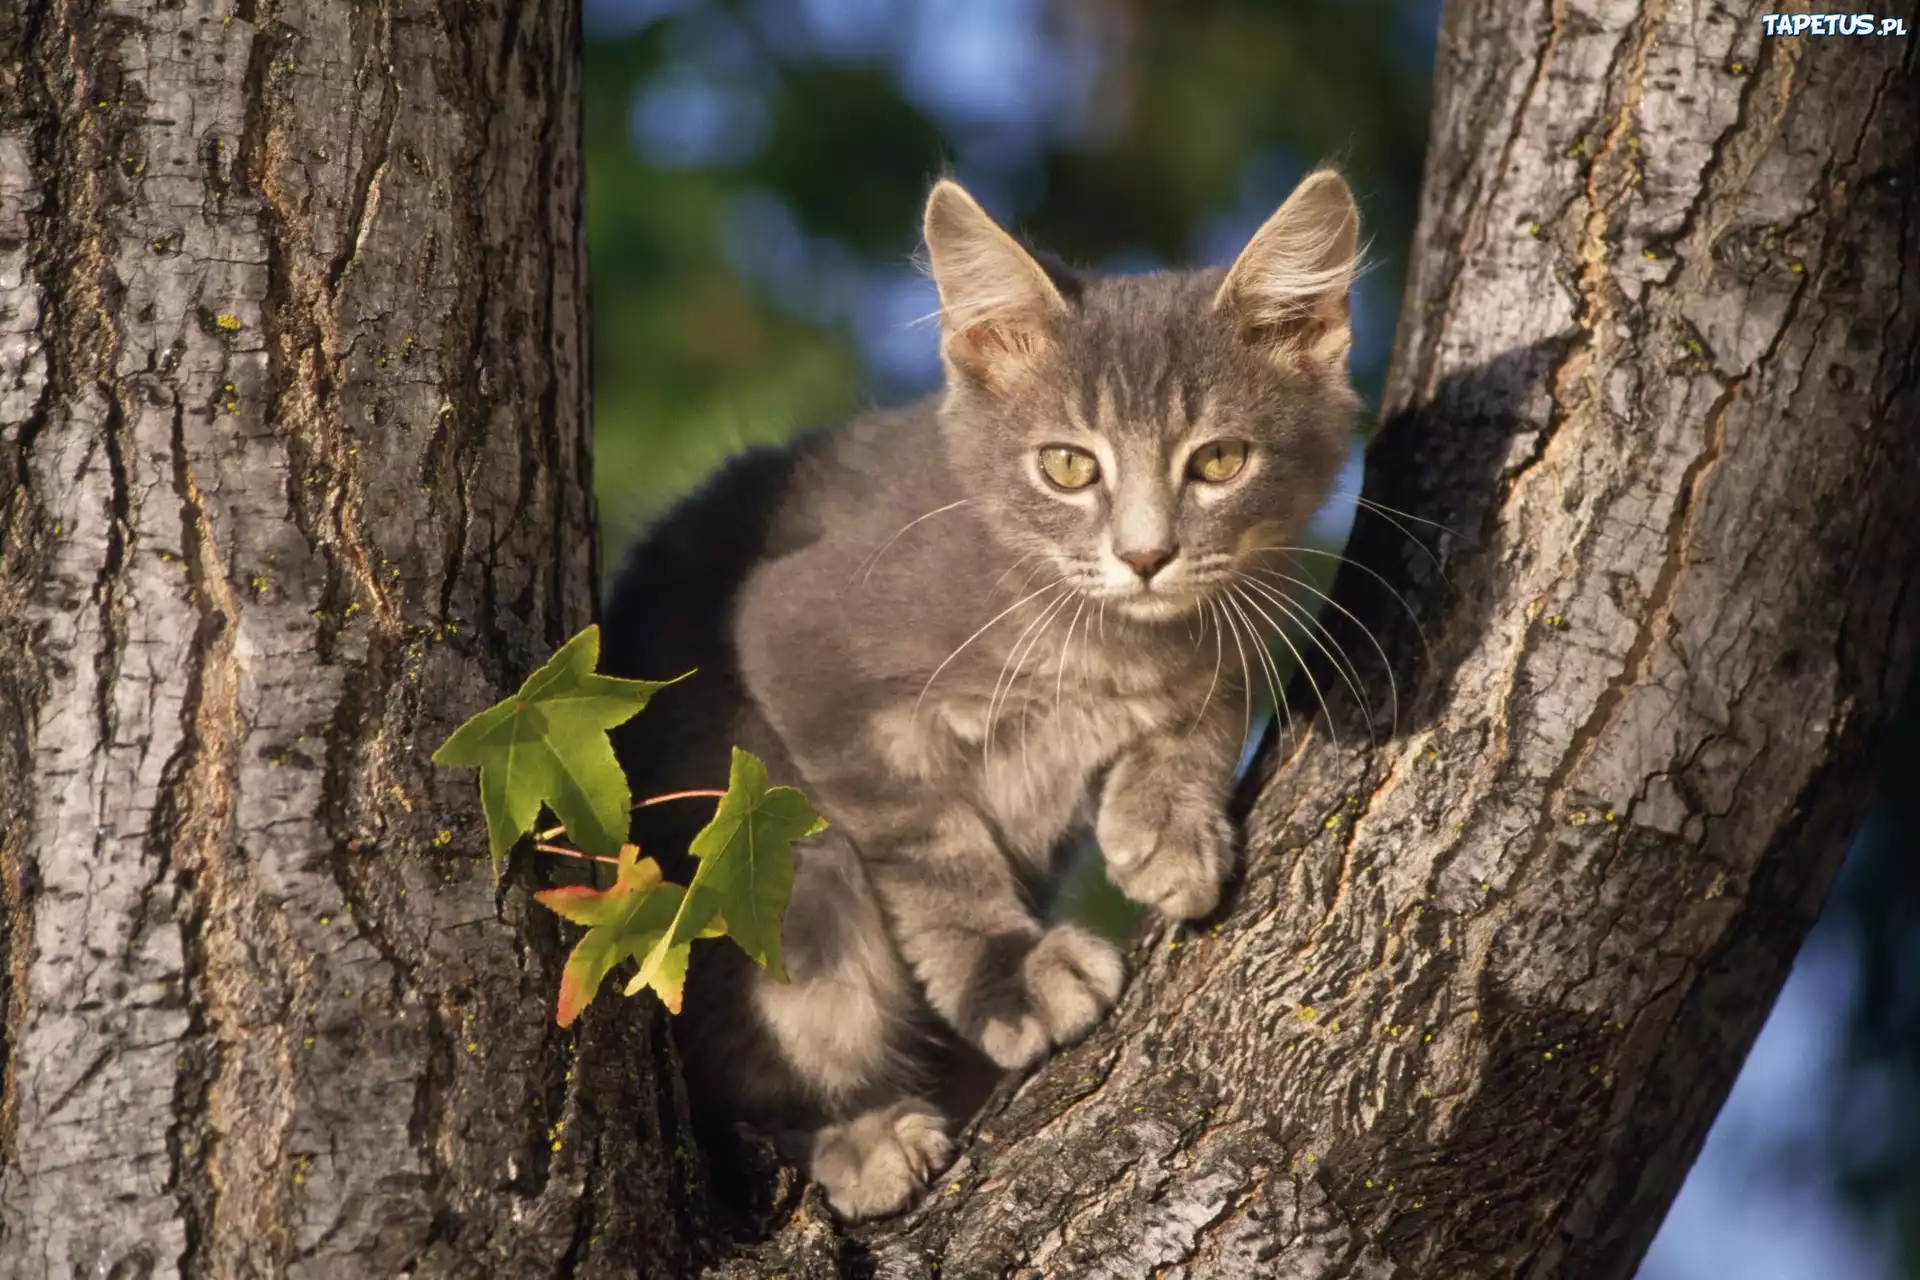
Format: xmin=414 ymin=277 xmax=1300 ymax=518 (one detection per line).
xmin=1038 ymin=445 xmax=1100 ymax=490
xmin=1188 ymin=440 xmax=1248 ymax=483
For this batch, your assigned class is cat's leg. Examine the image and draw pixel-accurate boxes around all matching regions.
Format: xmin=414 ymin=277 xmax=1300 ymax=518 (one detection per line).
xmin=683 ymin=830 xmax=955 ymax=1216
xmin=865 ymin=806 xmax=1125 ymax=1070
xmin=754 ymin=836 xmax=962 ymax=1216
xmin=1095 ymin=710 xmax=1242 ymax=920
xmin=737 ymin=960 xmax=956 ymax=1219
xmin=807 ymin=1098 xmax=953 ymax=1218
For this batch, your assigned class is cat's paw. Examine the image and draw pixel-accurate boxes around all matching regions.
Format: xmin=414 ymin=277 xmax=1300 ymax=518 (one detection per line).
xmin=973 ymin=925 xmax=1126 ymax=1070
xmin=810 ymin=1100 xmax=953 ymax=1219
xmin=1097 ymin=782 xmax=1236 ymax=920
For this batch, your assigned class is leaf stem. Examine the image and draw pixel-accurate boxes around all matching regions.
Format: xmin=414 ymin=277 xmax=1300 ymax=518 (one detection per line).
xmin=536 ymin=789 xmax=726 ymax=841
xmin=535 ymin=842 xmax=622 ymax=867
xmin=635 ymin=788 xmax=727 ymax=808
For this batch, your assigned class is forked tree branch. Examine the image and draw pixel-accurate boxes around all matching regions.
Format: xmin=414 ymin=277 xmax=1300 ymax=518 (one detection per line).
xmin=716 ymin=3 xmax=1920 ymax=1276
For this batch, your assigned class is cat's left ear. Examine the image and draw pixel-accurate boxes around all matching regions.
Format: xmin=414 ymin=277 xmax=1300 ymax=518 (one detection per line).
xmin=924 ymin=180 xmax=1067 ymax=383
xmin=1215 ymin=169 xmax=1361 ymax=371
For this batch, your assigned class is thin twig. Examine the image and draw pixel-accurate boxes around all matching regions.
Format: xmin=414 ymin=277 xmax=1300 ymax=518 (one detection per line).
xmin=634 ymin=788 xmax=727 ymax=808
xmin=536 ymin=842 xmax=622 ymax=867
xmin=535 ymin=789 xmax=727 ymax=841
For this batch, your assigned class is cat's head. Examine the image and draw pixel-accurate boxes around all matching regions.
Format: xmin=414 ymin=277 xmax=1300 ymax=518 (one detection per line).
xmin=924 ymin=170 xmax=1361 ymax=623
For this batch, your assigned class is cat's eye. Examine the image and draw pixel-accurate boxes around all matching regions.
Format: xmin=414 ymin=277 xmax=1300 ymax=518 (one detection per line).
xmin=1188 ymin=440 xmax=1249 ymax=484
xmin=1038 ymin=446 xmax=1100 ymax=491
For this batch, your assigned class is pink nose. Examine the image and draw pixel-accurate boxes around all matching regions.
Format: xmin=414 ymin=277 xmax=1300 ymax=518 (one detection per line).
xmin=1118 ymin=546 xmax=1176 ymax=581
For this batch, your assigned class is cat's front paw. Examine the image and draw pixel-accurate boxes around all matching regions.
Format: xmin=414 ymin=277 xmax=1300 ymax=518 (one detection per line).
xmin=1097 ymin=782 xmax=1236 ymax=920
xmin=970 ymin=925 xmax=1126 ymax=1070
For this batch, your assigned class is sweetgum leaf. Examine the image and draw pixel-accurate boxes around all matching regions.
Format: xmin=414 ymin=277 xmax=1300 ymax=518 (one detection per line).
xmin=628 ymin=747 xmax=826 ymax=996
xmin=534 ymin=846 xmax=692 ymax=1022
xmin=432 ymin=626 xmax=683 ymax=867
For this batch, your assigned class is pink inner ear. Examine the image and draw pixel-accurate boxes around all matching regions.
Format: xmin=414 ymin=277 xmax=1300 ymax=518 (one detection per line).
xmin=1235 ymin=291 xmax=1351 ymax=365
xmin=951 ymin=321 xmax=1044 ymax=380
xmin=963 ymin=322 xmax=1040 ymax=357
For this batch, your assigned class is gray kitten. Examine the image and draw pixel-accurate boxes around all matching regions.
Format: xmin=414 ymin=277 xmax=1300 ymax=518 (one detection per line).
xmin=602 ymin=168 xmax=1361 ymax=1218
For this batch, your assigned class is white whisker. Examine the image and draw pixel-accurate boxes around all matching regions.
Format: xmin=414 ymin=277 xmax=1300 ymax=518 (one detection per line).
xmin=1245 ymin=565 xmax=1400 ymax=737
xmin=1054 ymin=594 xmax=1088 ymax=715
xmin=1185 ymin=597 xmax=1226 ymax=737
xmin=1011 ymin=557 xmax=1055 ymax=599
xmin=987 ymin=586 xmax=1073 ymax=763
xmin=1330 ymin=489 xmax=1466 ymax=541
xmin=1010 ymin=590 xmax=1075 ymax=794
xmin=1246 ymin=545 xmax=1430 ymax=659
xmin=849 ymin=498 xmax=973 ymax=589
xmin=1230 ymin=582 xmax=1339 ymax=748
xmin=1016 ymin=590 xmax=1082 ymax=793
xmin=1217 ymin=595 xmax=1255 ymax=748
xmin=1221 ymin=589 xmax=1290 ymax=746
xmin=914 ymin=579 xmax=1067 ymax=719
xmin=992 ymin=551 xmax=1041 ymax=593
xmin=1348 ymin=496 xmax=1449 ymax=579
xmin=1236 ymin=575 xmax=1374 ymax=742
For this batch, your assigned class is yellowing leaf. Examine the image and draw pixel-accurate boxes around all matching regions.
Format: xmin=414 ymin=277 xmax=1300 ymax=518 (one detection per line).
xmin=432 ymin=625 xmax=685 ymax=869
xmin=629 ymin=747 xmax=825 ymax=996
xmin=534 ymin=846 xmax=693 ymax=1022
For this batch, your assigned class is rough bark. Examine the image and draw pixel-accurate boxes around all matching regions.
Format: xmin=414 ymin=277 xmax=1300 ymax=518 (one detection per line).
xmin=0 ymin=2 xmax=706 ymax=1276
xmin=836 ymin=2 xmax=1920 ymax=1277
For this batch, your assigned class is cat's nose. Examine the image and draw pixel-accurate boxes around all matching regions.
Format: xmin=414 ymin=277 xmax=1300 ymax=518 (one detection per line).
xmin=1118 ymin=545 xmax=1177 ymax=581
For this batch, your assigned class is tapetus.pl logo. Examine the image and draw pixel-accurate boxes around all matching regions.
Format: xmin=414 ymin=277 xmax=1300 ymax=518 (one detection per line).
xmin=1760 ymin=12 xmax=1910 ymax=35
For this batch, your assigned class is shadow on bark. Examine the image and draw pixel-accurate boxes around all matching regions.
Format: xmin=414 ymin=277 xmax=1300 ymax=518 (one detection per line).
xmin=1236 ymin=334 xmax=1572 ymax=811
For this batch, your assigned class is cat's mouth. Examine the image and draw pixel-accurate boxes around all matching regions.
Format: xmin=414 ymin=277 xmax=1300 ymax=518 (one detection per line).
xmin=1098 ymin=581 xmax=1208 ymax=622
xmin=1069 ymin=557 xmax=1222 ymax=622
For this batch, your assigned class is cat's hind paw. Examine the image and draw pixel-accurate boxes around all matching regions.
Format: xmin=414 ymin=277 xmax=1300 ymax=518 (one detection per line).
xmin=810 ymin=1100 xmax=953 ymax=1219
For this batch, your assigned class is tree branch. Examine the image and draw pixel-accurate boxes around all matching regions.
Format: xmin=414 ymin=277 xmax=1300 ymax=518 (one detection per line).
xmin=815 ymin=4 xmax=1918 ymax=1276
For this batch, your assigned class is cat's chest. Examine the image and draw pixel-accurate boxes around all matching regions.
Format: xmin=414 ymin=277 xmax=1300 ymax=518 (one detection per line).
xmin=874 ymin=683 xmax=1172 ymax=765
xmin=872 ymin=680 xmax=1182 ymax=860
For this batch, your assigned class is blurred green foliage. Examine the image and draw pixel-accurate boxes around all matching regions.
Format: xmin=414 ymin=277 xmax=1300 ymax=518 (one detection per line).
xmin=584 ymin=0 xmax=1437 ymax=551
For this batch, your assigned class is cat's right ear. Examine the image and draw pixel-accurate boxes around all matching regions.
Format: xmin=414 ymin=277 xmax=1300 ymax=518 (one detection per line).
xmin=1214 ymin=169 xmax=1362 ymax=373
xmin=923 ymin=180 xmax=1067 ymax=383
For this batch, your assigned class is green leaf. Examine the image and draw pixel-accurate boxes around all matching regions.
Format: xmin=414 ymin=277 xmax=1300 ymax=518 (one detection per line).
xmin=432 ymin=626 xmax=685 ymax=868
xmin=628 ymin=747 xmax=825 ymax=996
xmin=535 ymin=846 xmax=693 ymax=1021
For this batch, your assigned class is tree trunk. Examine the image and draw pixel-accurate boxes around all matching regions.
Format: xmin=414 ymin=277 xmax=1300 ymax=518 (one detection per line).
xmin=3 ymin=1 xmax=1916 ymax=1279
xmin=0 ymin=3 xmax=708 ymax=1276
